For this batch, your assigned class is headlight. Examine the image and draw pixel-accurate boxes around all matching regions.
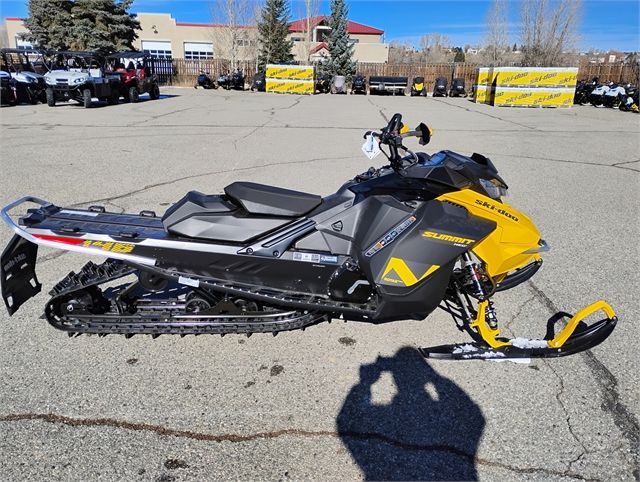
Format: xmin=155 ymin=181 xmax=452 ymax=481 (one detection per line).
xmin=72 ymin=76 xmax=88 ymax=84
xmin=45 ymin=76 xmax=55 ymax=85
xmin=480 ymin=178 xmax=508 ymax=200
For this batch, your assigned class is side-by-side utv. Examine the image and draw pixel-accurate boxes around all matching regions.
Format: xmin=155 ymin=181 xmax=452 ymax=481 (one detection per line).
xmin=107 ymin=51 xmax=161 ymax=102
xmin=0 ymin=48 xmax=48 ymax=104
xmin=44 ymin=51 xmax=121 ymax=107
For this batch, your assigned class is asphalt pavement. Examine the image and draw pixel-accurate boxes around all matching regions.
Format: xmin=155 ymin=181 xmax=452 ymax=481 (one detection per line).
xmin=0 ymin=88 xmax=638 ymax=481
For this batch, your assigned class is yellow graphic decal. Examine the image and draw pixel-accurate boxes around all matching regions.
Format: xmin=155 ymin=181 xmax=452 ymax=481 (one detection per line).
xmin=82 ymin=240 xmax=135 ymax=253
xmin=422 ymin=231 xmax=475 ymax=245
xmin=381 ymin=257 xmax=440 ymax=286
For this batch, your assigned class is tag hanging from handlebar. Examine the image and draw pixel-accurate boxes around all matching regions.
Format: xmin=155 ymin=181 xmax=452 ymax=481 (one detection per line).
xmin=361 ymin=134 xmax=382 ymax=160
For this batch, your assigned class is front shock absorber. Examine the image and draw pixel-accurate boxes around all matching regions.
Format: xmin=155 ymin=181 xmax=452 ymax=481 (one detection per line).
xmin=462 ymin=253 xmax=499 ymax=329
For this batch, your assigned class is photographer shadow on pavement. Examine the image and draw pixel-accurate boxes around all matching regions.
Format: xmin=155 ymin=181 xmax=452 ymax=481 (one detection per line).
xmin=336 ymin=347 xmax=485 ymax=481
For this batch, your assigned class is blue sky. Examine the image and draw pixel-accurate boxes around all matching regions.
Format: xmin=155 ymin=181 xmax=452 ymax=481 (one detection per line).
xmin=1 ymin=0 xmax=639 ymax=51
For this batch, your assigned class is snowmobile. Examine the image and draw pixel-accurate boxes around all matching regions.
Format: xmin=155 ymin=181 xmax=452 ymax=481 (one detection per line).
xmin=195 ymin=71 xmax=216 ymax=89
xmin=0 ymin=113 xmax=617 ymax=361
xmin=351 ymin=74 xmax=367 ymax=95
xmin=433 ymin=77 xmax=448 ymax=97
xmin=449 ymin=78 xmax=466 ymax=97
xmin=619 ymin=84 xmax=638 ymax=112
xmin=589 ymin=83 xmax=611 ymax=106
xmin=315 ymin=73 xmax=331 ymax=94
xmin=410 ymin=77 xmax=426 ymax=97
xmin=574 ymin=78 xmax=597 ymax=105
xmin=602 ymin=83 xmax=625 ymax=108
xmin=331 ymin=75 xmax=347 ymax=94
xmin=251 ymin=72 xmax=266 ymax=92
xmin=217 ymin=71 xmax=230 ymax=89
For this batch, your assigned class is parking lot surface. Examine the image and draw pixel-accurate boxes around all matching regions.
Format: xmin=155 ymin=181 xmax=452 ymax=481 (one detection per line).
xmin=1 ymin=89 xmax=639 ymax=481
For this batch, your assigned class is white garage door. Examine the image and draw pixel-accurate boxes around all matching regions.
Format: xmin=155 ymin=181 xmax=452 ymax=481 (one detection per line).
xmin=184 ymin=42 xmax=213 ymax=60
xmin=141 ymin=40 xmax=172 ymax=59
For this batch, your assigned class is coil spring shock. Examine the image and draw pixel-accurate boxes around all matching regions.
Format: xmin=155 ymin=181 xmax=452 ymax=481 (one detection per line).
xmin=461 ymin=253 xmax=499 ymax=329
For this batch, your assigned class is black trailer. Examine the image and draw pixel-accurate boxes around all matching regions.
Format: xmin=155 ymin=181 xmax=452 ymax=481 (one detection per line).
xmin=369 ymin=76 xmax=408 ymax=95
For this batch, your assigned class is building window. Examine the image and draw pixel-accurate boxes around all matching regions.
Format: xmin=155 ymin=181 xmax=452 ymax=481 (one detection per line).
xmin=15 ymin=35 xmax=33 ymax=49
xmin=143 ymin=49 xmax=172 ymax=59
xmin=291 ymin=36 xmax=304 ymax=42
xmin=235 ymin=39 xmax=255 ymax=47
xmin=141 ymin=41 xmax=173 ymax=59
xmin=184 ymin=42 xmax=213 ymax=60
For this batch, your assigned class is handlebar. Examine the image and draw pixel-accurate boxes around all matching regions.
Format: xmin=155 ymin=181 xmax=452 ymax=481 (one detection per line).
xmin=363 ymin=114 xmax=433 ymax=170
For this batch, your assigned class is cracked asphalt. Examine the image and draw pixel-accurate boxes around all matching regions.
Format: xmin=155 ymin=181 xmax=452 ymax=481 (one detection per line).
xmin=1 ymin=88 xmax=638 ymax=481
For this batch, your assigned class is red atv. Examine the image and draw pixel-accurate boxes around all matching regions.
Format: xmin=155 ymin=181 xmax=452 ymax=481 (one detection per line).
xmin=107 ymin=51 xmax=160 ymax=103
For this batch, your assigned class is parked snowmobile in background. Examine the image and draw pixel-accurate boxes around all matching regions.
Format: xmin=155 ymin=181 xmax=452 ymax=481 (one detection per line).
xmin=433 ymin=77 xmax=448 ymax=97
xmin=351 ymin=74 xmax=367 ymax=95
xmin=217 ymin=71 xmax=230 ymax=89
xmin=411 ymin=77 xmax=426 ymax=96
xmin=0 ymin=113 xmax=617 ymax=361
xmin=195 ymin=70 xmax=216 ymax=89
xmin=449 ymin=78 xmax=466 ymax=97
xmin=251 ymin=72 xmax=266 ymax=92
xmin=589 ymin=83 xmax=611 ymax=106
xmin=602 ymin=83 xmax=625 ymax=108
xmin=331 ymin=75 xmax=347 ymax=94
xmin=229 ymin=69 xmax=245 ymax=90
xmin=315 ymin=73 xmax=331 ymax=94
xmin=574 ymin=78 xmax=597 ymax=105
xmin=619 ymin=84 xmax=638 ymax=112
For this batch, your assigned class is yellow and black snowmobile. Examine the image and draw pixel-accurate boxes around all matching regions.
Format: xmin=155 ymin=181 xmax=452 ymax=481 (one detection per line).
xmin=0 ymin=114 xmax=616 ymax=361
xmin=411 ymin=77 xmax=426 ymax=97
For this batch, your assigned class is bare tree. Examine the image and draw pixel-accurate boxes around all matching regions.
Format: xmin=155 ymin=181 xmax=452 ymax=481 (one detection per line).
xmin=484 ymin=0 xmax=509 ymax=65
xmin=420 ymin=33 xmax=452 ymax=64
xmin=295 ymin=0 xmax=320 ymax=63
xmin=210 ymin=0 xmax=258 ymax=70
xmin=520 ymin=0 xmax=581 ymax=66
xmin=389 ymin=41 xmax=418 ymax=63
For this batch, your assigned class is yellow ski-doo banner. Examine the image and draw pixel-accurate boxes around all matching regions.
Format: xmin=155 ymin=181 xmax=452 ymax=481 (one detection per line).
xmin=474 ymin=85 xmax=490 ymax=103
xmin=475 ymin=67 xmax=577 ymax=89
xmin=493 ymin=87 xmax=574 ymax=107
xmin=266 ymin=79 xmax=315 ymax=94
xmin=266 ymin=64 xmax=315 ymax=81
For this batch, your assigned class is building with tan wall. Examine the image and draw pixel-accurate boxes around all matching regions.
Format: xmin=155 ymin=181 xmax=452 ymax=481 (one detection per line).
xmin=2 ymin=13 xmax=388 ymax=63
xmin=288 ymin=16 xmax=388 ymax=63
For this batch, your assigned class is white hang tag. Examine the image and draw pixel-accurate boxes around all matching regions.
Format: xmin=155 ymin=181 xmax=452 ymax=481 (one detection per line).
xmin=361 ymin=134 xmax=381 ymax=160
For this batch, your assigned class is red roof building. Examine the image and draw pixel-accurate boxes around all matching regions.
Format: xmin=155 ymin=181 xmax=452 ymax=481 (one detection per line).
xmin=288 ymin=16 xmax=388 ymax=63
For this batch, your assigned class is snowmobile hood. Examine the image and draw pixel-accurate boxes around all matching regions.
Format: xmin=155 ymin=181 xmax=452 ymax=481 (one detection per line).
xmin=0 ymin=70 xmax=11 ymax=79
xmin=605 ymin=86 xmax=625 ymax=96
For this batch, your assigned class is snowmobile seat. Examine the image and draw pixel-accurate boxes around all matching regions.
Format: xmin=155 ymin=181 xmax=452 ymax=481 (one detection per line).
xmin=224 ymin=182 xmax=321 ymax=217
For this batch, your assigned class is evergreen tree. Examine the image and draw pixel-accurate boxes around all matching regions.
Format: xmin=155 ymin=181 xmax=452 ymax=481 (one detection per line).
xmin=323 ymin=0 xmax=355 ymax=77
xmin=22 ymin=0 xmax=139 ymax=53
xmin=23 ymin=0 xmax=74 ymax=50
xmin=512 ymin=42 xmax=518 ymax=51
xmin=257 ymin=0 xmax=294 ymax=70
xmin=70 ymin=0 xmax=140 ymax=53
xmin=454 ymin=49 xmax=465 ymax=63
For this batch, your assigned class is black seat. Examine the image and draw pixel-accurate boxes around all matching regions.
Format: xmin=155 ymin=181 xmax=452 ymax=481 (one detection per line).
xmin=224 ymin=182 xmax=321 ymax=217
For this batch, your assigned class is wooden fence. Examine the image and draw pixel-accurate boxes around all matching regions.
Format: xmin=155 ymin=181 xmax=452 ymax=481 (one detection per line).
xmin=162 ymin=58 xmax=639 ymax=91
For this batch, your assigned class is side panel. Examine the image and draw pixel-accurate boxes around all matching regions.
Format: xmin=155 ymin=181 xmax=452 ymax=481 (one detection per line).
xmin=357 ymin=200 xmax=495 ymax=321
xmin=437 ymin=189 xmax=542 ymax=277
